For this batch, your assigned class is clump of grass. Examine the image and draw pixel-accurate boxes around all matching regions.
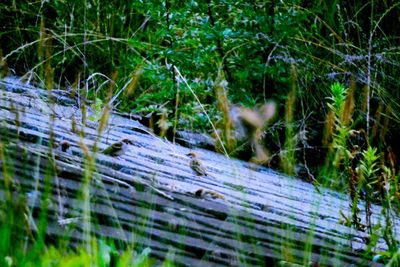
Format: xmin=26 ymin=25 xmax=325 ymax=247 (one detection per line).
xmin=280 ymin=64 xmax=298 ymax=176
xmin=214 ymin=69 xmax=236 ymax=155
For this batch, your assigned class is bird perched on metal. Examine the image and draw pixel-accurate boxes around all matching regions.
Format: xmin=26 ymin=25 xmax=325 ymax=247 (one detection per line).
xmin=102 ymin=138 xmax=133 ymax=157
xmin=186 ymin=152 xmax=207 ymax=176
xmin=59 ymin=140 xmax=71 ymax=152
xmin=194 ymin=188 xmax=225 ymax=200
xmin=55 ymin=140 xmax=72 ymax=155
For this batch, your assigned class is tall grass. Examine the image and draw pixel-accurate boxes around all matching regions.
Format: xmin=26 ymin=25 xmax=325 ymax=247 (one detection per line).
xmin=280 ymin=64 xmax=298 ymax=176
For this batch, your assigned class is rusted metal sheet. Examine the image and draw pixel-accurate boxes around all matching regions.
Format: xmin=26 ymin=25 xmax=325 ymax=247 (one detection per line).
xmin=0 ymin=77 xmax=393 ymax=266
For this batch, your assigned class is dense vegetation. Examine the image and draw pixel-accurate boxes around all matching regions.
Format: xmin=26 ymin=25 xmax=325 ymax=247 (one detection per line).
xmin=1 ymin=0 xmax=400 ymax=265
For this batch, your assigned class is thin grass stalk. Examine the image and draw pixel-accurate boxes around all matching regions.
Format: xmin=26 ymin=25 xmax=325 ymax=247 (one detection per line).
xmin=281 ymin=64 xmax=297 ymax=175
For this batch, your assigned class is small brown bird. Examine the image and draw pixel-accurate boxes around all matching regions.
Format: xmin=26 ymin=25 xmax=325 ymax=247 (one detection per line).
xmin=186 ymin=152 xmax=207 ymax=176
xmin=102 ymin=138 xmax=133 ymax=156
xmin=60 ymin=140 xmax=71 ymax=152
xmin=55 ymin=140 xmax=72 ymax=154
xmin=194 ymin=188 xmax=225 ymax=200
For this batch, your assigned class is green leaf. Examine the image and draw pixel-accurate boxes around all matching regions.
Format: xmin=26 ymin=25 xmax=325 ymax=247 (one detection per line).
xmin=132 ymin=247 xmax=152 ymax=267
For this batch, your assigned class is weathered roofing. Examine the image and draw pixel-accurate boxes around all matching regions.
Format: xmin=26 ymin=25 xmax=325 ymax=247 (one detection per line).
xmin=0 ymin=77 xmax=393 ymax=266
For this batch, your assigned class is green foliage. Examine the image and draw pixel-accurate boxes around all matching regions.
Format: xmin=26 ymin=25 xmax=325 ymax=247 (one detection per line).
xmin=358 ymin=147 xmax=380 ymax=186
xmin=346 ymin=145 xmax=400 ymax=262
xmin=327 ymin=82 xmax=346 ymax=115
xmin=0 ymin=176 xmax=157 ymax=266
xmin=320 ymin=82 xmax=351 ymax=187
xmin=358 ymin=146 xmax=380 ymax=233
xmin=89 ymin=97 xmax=104 ymax=122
